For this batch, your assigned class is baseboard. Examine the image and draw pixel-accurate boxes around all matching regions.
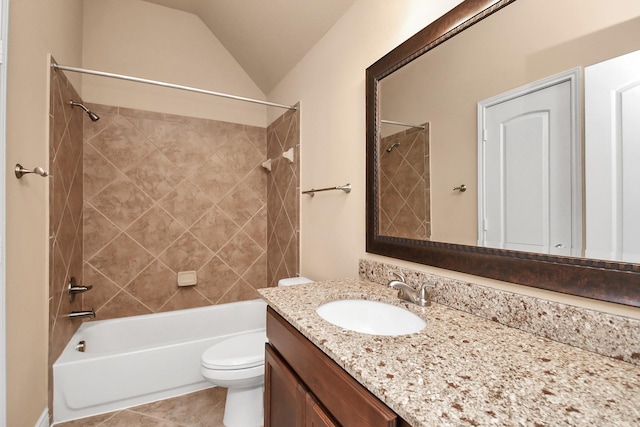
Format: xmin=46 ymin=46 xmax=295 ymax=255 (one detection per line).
xmin=35 ymin=408 xmax=49 ymax=427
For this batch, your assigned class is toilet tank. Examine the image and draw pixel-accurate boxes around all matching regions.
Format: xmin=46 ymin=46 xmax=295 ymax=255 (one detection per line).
xmin=278 ymin=277 xmax=314 ymax=287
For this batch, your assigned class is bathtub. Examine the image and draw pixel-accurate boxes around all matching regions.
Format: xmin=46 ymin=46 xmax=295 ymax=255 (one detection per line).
xmin=53 ymin=299 xmax=267 ymax=424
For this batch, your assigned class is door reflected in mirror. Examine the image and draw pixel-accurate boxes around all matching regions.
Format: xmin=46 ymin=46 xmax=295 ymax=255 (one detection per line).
xmin=585 ymin=49 xmax=640 ymax=263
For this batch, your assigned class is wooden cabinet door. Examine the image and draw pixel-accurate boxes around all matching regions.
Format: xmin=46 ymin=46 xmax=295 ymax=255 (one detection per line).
xmin=265 ymin=343 xmax=305 ymax=427
xmin=305 ymin=393 xmax=339 ymax=427
xmin=267 ymin=307 xmax=398 ymax=427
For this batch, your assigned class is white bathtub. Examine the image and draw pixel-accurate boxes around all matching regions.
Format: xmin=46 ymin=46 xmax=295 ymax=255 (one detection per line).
xmin=53 ymin=299 xmax=267 ymax=424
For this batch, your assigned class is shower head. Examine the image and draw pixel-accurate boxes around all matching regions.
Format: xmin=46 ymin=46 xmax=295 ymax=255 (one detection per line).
xmin=386 ymin=142 xmax=400 ymax=153
xmin=69 ymin=100 xmax=100 ymax=122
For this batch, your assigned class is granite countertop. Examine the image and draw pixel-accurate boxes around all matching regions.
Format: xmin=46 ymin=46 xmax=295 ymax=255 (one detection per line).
xmin=259 ymin=279 xmax=640 ymax=427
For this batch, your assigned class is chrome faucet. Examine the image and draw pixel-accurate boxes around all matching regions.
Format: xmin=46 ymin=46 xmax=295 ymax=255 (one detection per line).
xmin=68 ymin=309 xmax=95 ymax=320
xmin=388 ymin=272 xmax=434 ymax=307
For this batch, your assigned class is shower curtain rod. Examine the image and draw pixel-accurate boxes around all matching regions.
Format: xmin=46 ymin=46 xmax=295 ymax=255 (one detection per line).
xmin=381 ymin=119 xmax=425 ymax=129
xmin=52 ymin=64 xmax=297 ymax=111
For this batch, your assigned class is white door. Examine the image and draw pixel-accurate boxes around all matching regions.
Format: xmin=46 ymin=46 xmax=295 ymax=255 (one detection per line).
xmin=585 ymin=49 xmax=640 ymax=263
xmin=478 ymin=70 xmax=580 ymax=256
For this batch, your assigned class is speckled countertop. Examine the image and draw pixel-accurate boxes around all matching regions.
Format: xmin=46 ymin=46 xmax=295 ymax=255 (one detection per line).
xmin=259 ymin=279 xmax=640 ymax=427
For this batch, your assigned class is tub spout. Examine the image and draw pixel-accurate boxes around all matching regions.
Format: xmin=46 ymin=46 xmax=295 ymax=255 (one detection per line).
xmin=68 ymin=309 xmax=95 ymax=320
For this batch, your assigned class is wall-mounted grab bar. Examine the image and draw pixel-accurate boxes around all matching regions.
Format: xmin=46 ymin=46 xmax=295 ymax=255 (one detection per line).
xmin=302 ymin=184 xmax=351 ymax=197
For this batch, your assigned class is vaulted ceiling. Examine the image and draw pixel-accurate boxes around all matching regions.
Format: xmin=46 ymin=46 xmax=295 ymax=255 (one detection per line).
xmin=143 ymin=0 xmax=356 ymax=93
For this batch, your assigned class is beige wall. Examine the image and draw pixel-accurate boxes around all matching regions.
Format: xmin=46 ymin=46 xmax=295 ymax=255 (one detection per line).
xmin=6 ymin=1 xmax=84 ymax=425
xmin=81 ymin=0 xmax=269 ymax=127
xmin=267 ymin=0 xmax=465 ymax=280
xmin=268 ymin=0 xmax=640 ymax=320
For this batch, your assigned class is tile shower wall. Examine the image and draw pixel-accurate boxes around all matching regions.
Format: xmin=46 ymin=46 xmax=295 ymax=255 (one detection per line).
xmin=379 ymin=124 xmax=430 ymax=240
xmin=83 ymin=105 xmax=268 ymax=319
xmin=49 ymin=61 xmax=84 ymax=415
xmin=266 ymin=107 xmax=300 ymax=287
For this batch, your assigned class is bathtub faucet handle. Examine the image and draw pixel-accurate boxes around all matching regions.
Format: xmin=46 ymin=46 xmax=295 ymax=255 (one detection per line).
xmin=68 ymin=276 xmax=93 ymax=302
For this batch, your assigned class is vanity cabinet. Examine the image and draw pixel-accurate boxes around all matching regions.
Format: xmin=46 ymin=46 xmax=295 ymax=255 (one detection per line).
xmin=265 ymin=306 xmax=410 ymax=427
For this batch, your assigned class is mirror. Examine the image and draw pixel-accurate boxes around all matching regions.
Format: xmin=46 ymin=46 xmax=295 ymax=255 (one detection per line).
xmin=366 ymin=0 xmax=640 ymax=307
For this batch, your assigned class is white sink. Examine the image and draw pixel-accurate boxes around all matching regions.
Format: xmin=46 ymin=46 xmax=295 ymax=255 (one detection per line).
xmin=316 ymin=299 xmax=426 ymax=336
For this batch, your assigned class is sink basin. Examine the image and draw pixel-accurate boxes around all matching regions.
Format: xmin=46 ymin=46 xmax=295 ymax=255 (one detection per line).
xmin=316 ymin=299 xmax=426 ymax=336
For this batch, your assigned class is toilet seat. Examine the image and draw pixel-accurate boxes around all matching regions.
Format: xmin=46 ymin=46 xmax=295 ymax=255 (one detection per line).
xmin=201 ymin=330 xmax=266 ymax=370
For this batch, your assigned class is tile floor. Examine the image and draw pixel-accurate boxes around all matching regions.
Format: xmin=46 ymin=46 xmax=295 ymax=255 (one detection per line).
xmin=55 ymin=387 xmax=227 ymax=427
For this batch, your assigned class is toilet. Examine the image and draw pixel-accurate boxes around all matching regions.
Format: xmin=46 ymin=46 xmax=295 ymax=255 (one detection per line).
xmin=200 ymin=276 xmax=314 ymax=427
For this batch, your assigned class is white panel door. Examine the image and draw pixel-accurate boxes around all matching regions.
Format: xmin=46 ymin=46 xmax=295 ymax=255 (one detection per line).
xmin=585 ymin=49 xmax=640 ymax=263
xmin=479 ymin=75 xmax=577 ymax=256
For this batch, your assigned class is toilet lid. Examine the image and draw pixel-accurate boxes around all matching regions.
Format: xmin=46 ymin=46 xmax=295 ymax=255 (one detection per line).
xmin=202 ymin=330 xmax=267 ymax=370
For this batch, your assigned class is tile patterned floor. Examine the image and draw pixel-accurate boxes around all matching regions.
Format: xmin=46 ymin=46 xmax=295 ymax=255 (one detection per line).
xmin=55 ymin=387 xmax=227 ymax=427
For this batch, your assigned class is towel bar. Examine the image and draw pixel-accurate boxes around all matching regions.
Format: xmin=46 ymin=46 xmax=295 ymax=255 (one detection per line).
xmin=302 ymin=184 xmax=351 ymax=197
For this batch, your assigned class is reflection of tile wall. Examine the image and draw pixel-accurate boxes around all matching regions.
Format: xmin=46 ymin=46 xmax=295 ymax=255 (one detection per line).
xmin=266 ymin=107 xmax=300 ymax=287
xmin=49 ymin=60 xmax=85 ymax=417
xmin=379 ymin=124 xmax=430 ymax=240
xmin=83 ymin=105 xmax=268 ymax=320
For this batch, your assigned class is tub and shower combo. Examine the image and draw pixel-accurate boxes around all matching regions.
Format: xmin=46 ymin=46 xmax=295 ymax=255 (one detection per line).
xmin=53 ymin=299 xmax=267 ymax=424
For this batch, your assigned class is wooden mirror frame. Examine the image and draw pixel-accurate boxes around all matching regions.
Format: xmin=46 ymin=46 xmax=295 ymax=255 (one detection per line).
xmin=365 ymin=0 xmax=640 ymax=307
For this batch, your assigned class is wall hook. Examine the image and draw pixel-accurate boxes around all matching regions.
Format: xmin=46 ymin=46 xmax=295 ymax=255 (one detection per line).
xmin=15 ymin=163 xmax=50 ymax=179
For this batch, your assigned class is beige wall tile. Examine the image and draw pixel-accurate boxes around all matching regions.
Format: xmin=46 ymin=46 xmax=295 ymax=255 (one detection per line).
xmin=81 ymin=105 xmax=276 ymax=320
xmin=266 ymin=109 xmax=300 ymax=287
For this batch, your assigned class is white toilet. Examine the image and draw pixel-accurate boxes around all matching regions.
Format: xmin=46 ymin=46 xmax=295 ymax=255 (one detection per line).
xmin=200 ymin=276 xmax=314 ymax=427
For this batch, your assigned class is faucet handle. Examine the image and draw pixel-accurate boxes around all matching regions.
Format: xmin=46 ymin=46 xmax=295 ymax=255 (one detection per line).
xmin=419 ymin=283 xmax=436 ymax=305
xmin=392 ymin=271 xmax=406 ymax=282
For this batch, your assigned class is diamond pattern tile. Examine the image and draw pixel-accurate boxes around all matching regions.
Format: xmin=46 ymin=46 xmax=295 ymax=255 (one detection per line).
xmin=379 ymin=125 xmax=430 ymax=240
xmin=218 ymin=182 xmax=264 ymax=227
xmin=83 ymin=143 xmax=120 ymax=200
xmin=159 ymin=231 xmax=213 ymax=273
xmin=126 ymin=205 xmax=185 ymax=256
xmin=126 ymin=260 xmax=178 ymax=311
xmin=197 ymin=256 xmax=240 ymax=302
xmin=48 ymin=61 xmax=85 ymax=412
xmin=74 ymin=104 xmax=298 ymax=323
xmin=88 ymin=233 xmax=154 ymax=286
xmin=125 ymin=149 xmax=184 ymax=200
xmin=266 ymin=108 xmax=300 ymax=287
xmin=83 ymin=203 xmax=121 ymax=260
xmin=88 ymin=114 xmax=156 ymax=171
xmin=190 ymin=206 xmax=240 ymax=253
xmin=159 ymin=180 xmax=213 ymax=228
xmin=89 ymin=176 xmax=154 ymax=229
xmin=218 ymin=230 xmax=264 ymax=276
